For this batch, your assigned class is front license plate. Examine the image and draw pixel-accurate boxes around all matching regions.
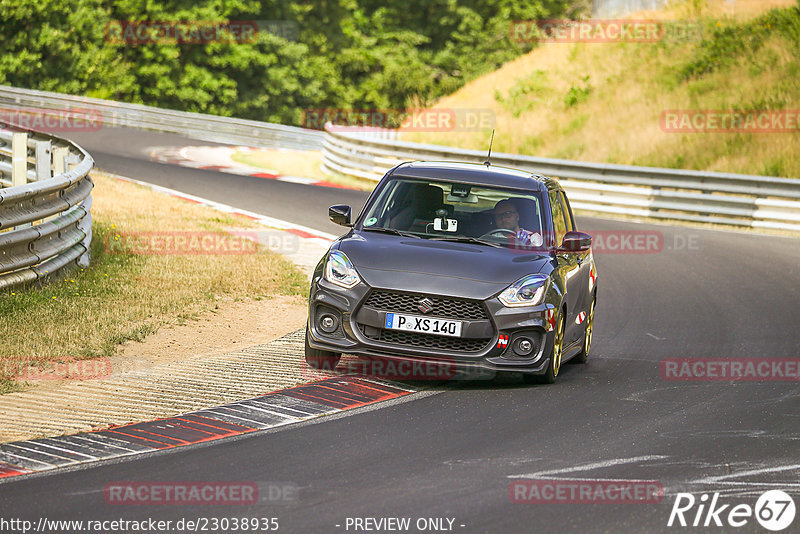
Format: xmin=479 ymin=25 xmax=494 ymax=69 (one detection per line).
xmin=384 ymin=313 xmax=462 ymax=337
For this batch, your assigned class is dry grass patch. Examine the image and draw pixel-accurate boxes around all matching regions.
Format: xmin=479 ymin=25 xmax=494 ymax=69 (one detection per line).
xmin=0 ymin=171 xmax=307 ymax=394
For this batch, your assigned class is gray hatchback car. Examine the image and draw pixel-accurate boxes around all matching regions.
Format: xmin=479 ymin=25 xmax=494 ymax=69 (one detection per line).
xmin=306 ymin=161 xmax=597 ymax=384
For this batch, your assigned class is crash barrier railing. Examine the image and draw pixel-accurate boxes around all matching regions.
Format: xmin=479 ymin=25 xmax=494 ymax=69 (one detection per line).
xmin=322 ymin=124 xmax=800 ymax=233
xmin=592 ymin=0 xmax=669 ymax=18
xmin=0 ymin=123 xmax=94 ymax=289
xmin=0 ymin=85 xmax=324 ymax=151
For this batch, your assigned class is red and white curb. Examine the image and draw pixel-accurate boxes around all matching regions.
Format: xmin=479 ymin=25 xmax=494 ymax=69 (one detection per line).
xmin=149 ymin=146 xmax=355 ymax=189
xmin=0 ymin=377 xmax=415 ymax=481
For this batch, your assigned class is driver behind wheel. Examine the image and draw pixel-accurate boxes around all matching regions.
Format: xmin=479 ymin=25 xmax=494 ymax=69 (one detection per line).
xmin=493 ymin=199 xmax=543 ymax=246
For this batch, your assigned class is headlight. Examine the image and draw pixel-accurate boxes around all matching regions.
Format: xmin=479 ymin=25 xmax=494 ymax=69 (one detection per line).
xmin=498 ymin=274 xmax=549 ymax=307
xmin=324 ymin=250 xmax=361 ymax=288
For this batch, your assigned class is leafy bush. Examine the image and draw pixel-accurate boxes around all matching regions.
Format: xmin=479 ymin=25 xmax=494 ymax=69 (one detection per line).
xmin=679 ymin=5 xmax=800 ymax=80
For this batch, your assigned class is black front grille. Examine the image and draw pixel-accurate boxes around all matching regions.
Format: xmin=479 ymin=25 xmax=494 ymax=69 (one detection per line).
xmin=359 ymin=325 xmax=491 ymax=353
xmin=363 ymin=290 xmax=488 ymax=320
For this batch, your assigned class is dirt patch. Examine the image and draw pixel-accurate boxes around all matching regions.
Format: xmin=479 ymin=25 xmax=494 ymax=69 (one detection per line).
xmin=17 ymin=295 xmax=308 ymax=396
xmin=113 ymin=295 xmax=307 ymax=370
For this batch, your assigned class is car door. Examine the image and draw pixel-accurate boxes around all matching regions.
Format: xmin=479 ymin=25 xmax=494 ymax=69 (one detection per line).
xmin=548 ymin=189 xmax=582 ymax=346
xmin=560 ymin=191 xmax=592 ymax=340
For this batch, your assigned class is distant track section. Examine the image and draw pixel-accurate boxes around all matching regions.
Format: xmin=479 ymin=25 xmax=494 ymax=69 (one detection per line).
xmin=0 ymin=85 xmax=323 ymax=151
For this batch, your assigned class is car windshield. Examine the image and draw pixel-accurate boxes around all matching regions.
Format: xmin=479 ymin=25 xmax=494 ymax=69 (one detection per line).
xmin=359 ymin=177 xmax=545 ymax=248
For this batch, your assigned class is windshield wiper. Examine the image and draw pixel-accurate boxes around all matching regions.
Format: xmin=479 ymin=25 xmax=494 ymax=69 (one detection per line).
xmin=428 ymin=236 xmax=503 ymax=248
xmin=361 ymin=227 xmax=420 ymax=238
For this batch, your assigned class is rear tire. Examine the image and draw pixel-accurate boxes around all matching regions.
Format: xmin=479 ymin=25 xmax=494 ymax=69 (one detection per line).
xmin=304 ymin=328 xmax=341 ymax=371
xmin=523 ymin=311 xmax=565 ymax=385
xmin=572 ymin=297 xmax=595 ymax=364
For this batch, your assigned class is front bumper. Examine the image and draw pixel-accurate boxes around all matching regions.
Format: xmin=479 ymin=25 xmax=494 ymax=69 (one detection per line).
xmin=307 ymin=276 xmax=556 ymax=378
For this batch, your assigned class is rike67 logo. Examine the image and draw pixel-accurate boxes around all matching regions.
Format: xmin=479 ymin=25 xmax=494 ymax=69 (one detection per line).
xmin=668 ymin=490 xmax=795 ymax=531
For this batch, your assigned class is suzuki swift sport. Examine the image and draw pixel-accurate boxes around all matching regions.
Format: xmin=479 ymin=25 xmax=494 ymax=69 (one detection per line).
xmin=305 ymin=161 xmax=597 ymax=384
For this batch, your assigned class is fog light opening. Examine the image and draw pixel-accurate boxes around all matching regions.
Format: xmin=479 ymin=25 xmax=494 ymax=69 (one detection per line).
xmin=319 ymin=313 xmax=339 ymax=334
xmin=513 ymin=337 xmax=535 ymax=357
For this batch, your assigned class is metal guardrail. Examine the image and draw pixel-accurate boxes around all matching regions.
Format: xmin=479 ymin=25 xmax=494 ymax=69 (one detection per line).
xmin=322 ymin=125 xmax=800 ymax=232
xmin=592 ymin=0 xmax=669 ymax=18
xmin=0 ymin=85 xmax=324 ymax=151
xmin=0 ymin=123 xmax=94 ymax=289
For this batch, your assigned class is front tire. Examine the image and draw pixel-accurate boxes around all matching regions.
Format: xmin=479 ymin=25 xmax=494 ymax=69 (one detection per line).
xmin=304 ymin=328 xmax=341 ymax=370
xmin=523 ymin=311 xmax=565 ymax=385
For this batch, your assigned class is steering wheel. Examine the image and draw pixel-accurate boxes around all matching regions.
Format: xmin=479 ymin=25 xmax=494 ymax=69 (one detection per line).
xmin=479 ymin=228 xmax=517 ymax=240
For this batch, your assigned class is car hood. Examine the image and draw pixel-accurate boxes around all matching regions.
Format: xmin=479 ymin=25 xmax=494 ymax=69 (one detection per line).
xmin=336 ymin=231 xmax=552 ymax=300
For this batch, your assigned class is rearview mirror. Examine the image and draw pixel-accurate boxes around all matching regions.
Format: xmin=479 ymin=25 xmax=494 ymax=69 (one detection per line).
xmin=329 ymin=205 xmax=352 ymax=226
xmin=558 ymin=231 xmax=592 ymax=252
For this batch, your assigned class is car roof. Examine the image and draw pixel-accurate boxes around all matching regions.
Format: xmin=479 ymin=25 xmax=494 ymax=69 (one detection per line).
xmin=388 ymin=161 xmax=555 ymax=192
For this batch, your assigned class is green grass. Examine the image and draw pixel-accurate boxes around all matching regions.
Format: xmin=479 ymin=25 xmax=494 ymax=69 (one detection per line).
xmin=494 ymin=70 xmax=551 ymax=118
xmin=563 ymin=75 xmax=592 ymax=109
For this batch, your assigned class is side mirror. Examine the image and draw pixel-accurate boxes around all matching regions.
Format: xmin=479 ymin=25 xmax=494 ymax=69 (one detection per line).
xmin=329 ymin=204 xmax=352 ymax=226
xmin=558 ymin=231 xmax=592 ymax=252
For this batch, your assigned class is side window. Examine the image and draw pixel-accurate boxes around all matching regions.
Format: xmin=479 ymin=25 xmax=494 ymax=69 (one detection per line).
xmin=548 ymin=190 xmax=567 ymax=246
xmin=559 ymin=191 xmax=575 ymax=232
xmin=364 ymin=180 xmax=401 ymax=226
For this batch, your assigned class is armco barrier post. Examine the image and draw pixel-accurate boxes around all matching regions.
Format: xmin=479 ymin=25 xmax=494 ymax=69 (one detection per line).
xmin=11 ymin=132 xmax=27 ymax=187
xmin=35 ymin=140 xmax=51 ymax=181
xmin=53 ymin=146 xmax=68 ymax=175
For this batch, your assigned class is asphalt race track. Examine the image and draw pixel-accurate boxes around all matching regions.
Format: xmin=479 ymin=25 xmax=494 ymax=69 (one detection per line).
xmin=68 ymin=127 xmax=363 ymax=235
xmin=2 ymin=127 xmax=799 ymax=533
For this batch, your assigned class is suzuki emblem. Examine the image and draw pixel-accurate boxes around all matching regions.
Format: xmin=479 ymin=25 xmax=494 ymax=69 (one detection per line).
xmin=417 ymin=297 xmax=434 ymax=314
